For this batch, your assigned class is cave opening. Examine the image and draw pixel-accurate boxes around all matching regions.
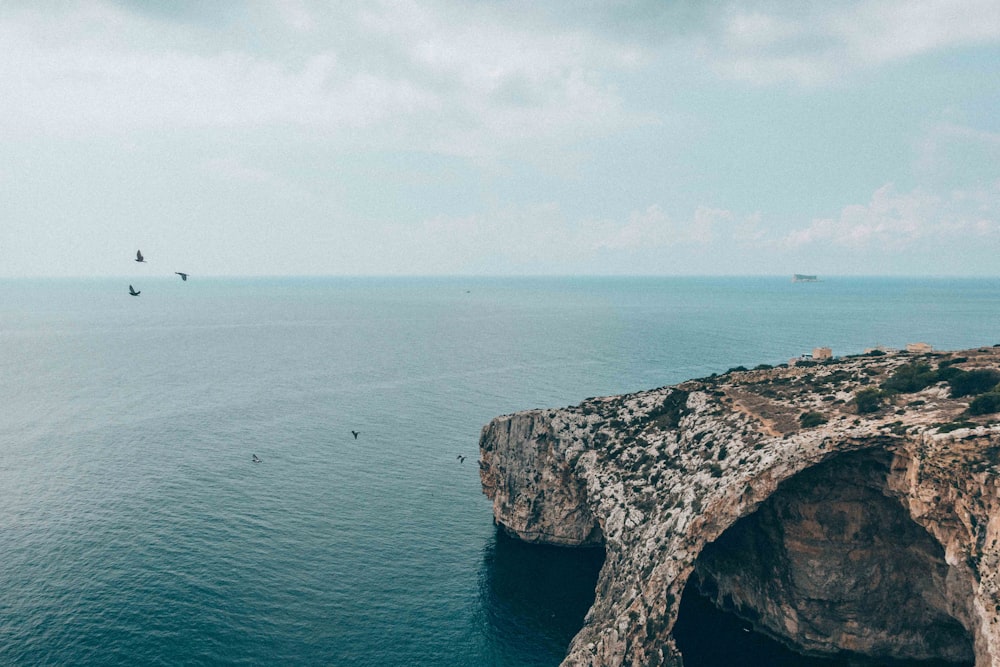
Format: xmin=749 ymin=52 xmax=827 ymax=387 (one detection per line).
xmin=673 ymin=449 xmax=975 ymax=667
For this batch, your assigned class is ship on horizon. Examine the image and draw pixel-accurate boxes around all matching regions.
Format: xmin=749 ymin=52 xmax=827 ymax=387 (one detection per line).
xmin=792 ymin=274 xmax=819 ymax=282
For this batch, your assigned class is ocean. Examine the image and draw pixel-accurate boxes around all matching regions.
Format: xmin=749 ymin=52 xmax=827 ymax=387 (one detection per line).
xmin=2 ymin=276 xmax=997 ymax=666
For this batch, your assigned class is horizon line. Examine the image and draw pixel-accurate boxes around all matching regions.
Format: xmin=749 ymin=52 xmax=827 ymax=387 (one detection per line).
xmin=2 ymin=273 xmax=1000 ymax=280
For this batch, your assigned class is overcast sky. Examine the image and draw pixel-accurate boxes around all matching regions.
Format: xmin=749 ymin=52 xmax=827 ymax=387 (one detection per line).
xmin=2 ymin=0 xmax=999 ymax=277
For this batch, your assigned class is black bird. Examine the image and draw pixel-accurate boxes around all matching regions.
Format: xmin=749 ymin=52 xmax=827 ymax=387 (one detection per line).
xmin=128 ymin=284 xmax=140 ymax=296
xmin=252 ymin=454 xmax=262 ymax=463
xmin=457 ymin=455 xmax=466 ymax=463
xmin=351 ymin=430 xmax=360 ymax=439
xmin=135 ymin=250 xmax=145 ymax=263
xmin=175 ymin=272 xmax=188 ymax=281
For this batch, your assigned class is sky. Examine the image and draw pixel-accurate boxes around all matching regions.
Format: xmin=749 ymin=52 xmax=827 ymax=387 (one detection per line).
xmin=1 ymin=0 xmax=999 ymax=277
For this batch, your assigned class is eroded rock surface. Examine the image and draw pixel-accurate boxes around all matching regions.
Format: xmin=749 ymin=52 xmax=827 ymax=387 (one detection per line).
xmin=479 ymin=347 xmax=1000 ymax=666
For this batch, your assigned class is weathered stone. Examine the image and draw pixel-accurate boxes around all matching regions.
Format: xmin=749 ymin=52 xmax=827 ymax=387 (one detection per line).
xmin=479 ymin=347 xmax=1000 ymax=666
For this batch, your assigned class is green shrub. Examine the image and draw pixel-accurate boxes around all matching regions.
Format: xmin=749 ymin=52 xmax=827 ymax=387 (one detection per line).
xmin=645 ymin=390 xmax=690 ymax=429
xmin=935 ymin=366 xmax=963 ymax=382
xmin=969 ymin=392 xmax=1000 ymax=416
xmin=855 ymin=388 xmax=883 ymax=414
xmin=799 ymin=411 xmax=827 ymax=428
xmin=938 ymin=420 xmax=976 ymax=433
xmin=948 ymin=369 xmax=1000 ymax=398
xmin=881 ymin=362 xmax=936 ymax=393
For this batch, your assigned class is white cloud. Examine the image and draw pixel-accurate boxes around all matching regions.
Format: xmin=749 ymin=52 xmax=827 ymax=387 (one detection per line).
xmin=591 ymin=205 xmax=752 ymax=252
xmin=200 ymin=156 xmax=317 ymax=203
xmin=703 ymin=0 xmax=1000 ymax=85
xmin=593 ymin=205 xmax=672 ymax=251
xmin=355 ymin=1 xmax=653 ymax=158
xmin=782 ymin=182 xmax=1000 ymax=248
xmin=276 ymin=0 xmax=315 ymax=32
xmin=383 ymin=201 xmax=765 ymax=274
xmin=731 ymin=212 xmax=766 ymax=243
xmin=391 ymin=184 xmax=1000 ymax=275
xmin=841 ymin=0 xmax=1000 ymax=62
xmin=690 ymin=206 xmax=732 ymax=244
xmin=0 ymin=1 xmax=651 ymax=160
xmin=916 ymin=119 xmax=1000 ymax=180
xmin=0 ymin=17 xmax=439 ymax=138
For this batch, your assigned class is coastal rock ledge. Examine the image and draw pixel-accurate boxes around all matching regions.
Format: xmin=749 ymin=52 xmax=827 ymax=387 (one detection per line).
xmin=479 ymin=346 xmax=1000 ymax=666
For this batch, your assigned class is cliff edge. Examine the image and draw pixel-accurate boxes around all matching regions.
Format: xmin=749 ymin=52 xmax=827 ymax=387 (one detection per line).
xmin=479 ymin=346 xmax=1000 ymax=666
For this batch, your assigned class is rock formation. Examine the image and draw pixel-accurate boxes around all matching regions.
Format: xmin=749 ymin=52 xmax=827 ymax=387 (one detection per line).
xmin=479 ymin=346 xmax=1000 ymax=666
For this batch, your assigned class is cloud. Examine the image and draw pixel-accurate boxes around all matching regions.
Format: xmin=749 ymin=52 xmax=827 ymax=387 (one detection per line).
xmin=841 ymin=0 xmax=1000 ymax=62
xmin=590 ymin=205 xmax=754 ymax=252
xmin=0 ymin=16 xmax=439 ymax=137
xmin=381 ymin=182 xmax=1000 ymax=275
xmin=381 ymin=201 xmax=764 ymax=274
xmin=0 ymin=1 xmax=652 ymax=160
xmin=782 ymin=182 xmax=1000 ymax=248
xmin=353 ymin=1 xmax=655 ymax=158
xmin=592 ymin=205 xmax=673 ymax=251
xmin=916 ymin=118 xmax=1000 ymax=182
xmin=275 ymin=0 xmax=315 ymax=32
xmin=701 ymin=0 xmax=1000 ymax=85
xmin=200 ymin=156 xmax=317 ymax=203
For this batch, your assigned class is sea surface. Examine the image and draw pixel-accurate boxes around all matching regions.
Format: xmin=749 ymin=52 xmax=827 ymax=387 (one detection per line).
xmin=2 ymin=276 xmax=998 ymax=666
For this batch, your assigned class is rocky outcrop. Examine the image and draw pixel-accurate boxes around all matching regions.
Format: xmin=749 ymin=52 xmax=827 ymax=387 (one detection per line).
xmin=479 ymin=346 xmax=1000 ymax=666
xmin=692 ymin=449 xmax=974 ymax=663
xmin=480 ymin=412 xmax=603 ymax=546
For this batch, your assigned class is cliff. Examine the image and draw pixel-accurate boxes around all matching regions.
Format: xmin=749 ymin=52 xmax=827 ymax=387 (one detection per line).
xmin=479 ymin=346 xmax=1000 ymax=666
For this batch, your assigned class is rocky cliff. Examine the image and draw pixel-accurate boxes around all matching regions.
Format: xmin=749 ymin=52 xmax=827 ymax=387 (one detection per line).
xmin=479 ymin=346 xmax=1000 ymax=666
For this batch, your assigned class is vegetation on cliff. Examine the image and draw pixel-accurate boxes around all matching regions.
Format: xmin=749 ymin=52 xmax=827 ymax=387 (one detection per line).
xmin=480 ymin=345 xmax=1000 ymax=667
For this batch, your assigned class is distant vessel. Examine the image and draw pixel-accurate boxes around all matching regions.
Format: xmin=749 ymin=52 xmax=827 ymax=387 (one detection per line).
xmin=792 ymin=274 xmax=819 ymax=283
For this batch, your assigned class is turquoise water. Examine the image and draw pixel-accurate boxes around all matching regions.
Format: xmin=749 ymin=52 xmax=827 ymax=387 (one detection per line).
xmin=2 ymin=276 xmax=999 ymax=665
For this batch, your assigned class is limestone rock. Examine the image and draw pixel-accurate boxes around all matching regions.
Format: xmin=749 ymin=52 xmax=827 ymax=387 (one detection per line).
xmin=478 ymin=346 xmax=1000 ymax=666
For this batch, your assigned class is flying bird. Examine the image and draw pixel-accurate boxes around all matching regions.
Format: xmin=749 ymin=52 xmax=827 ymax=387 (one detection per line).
xmin=457 ymin=455 xmax=466 ymax=463
xmin=128 ymin=285 xmax=140 ymax=296
xmin=351 ymin=430 xmax=360 ymax=439
xmin=135 ymin=250 xmax=145 ymax=263
xmin=175 ymin=272 xmax=188 ymax=281
xmin=252 ymin=454 xmax=262 ymax=463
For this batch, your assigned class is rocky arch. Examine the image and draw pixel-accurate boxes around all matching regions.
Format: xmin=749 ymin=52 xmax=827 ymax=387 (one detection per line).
xmin=686 ymin=448 xmax=975 ymax=664
xmin=561 ymin=441 xmax=1000 ymax=667
xmin=480 ymin=350 xmax=1000 ymax=666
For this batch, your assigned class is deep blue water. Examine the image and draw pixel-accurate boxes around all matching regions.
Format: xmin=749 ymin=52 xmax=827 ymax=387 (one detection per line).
xmin=2 ymin=276 xmax=998 ymax=666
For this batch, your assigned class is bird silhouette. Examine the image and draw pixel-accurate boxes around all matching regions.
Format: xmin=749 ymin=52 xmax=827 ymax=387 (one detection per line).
xmin=351 ymin=430 xmax=360 ymax=439
xmin=252 ymin=454 xmax=262 ymax=463
xmin=457 ymin=455 xmax=466 ymax=463
xmin=175 ymin=272 xmax=188 ymax=281
xmin=128 ymin=285 xmax=140 ymax=296
xmin=135 ymin=250 xmax=145 ymax=263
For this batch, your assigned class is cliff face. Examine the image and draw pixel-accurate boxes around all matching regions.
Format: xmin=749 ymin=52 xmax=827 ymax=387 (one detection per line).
xmin=693 ymin=449 xmax=973 ymax=663
xmin=479 ymin=347 xmax=1000 ymax=666
xmin=479 ymin=412 xmax=603 ymax=546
